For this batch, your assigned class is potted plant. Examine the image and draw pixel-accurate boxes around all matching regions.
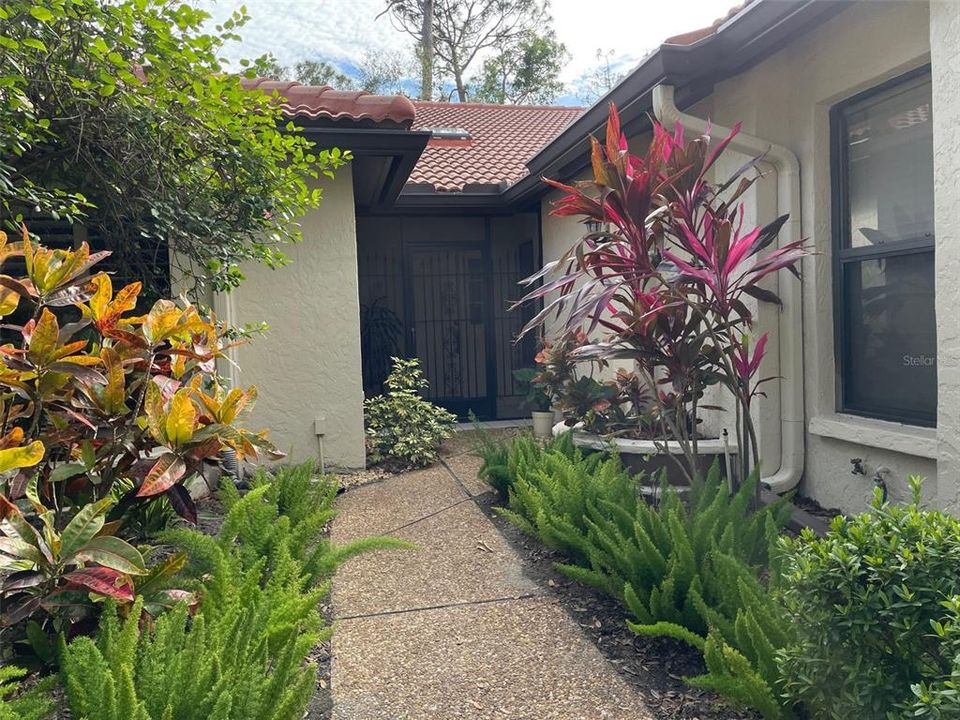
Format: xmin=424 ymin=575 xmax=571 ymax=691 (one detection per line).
xmin=512 ymin=368 xmax=555 ymax=439
xmin=515 ymin=106 xmax=808 ymax=489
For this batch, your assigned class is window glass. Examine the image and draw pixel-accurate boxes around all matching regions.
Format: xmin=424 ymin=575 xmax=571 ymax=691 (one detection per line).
xmin=835 ymin=71 xmax=937 ymax=425
xmin=842 ymin=252 xmax=936 ymax=424
xmin=844 ymin=77 xmax=934 ymax=248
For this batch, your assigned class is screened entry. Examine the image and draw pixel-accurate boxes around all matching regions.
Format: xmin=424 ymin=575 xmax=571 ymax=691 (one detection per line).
xmin=357 ymin=214 xmax=540 ymax=420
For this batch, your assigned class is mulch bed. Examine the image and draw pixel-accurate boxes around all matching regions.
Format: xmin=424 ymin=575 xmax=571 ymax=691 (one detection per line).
xmin=473 ymin=491 xmax=759 ymax=720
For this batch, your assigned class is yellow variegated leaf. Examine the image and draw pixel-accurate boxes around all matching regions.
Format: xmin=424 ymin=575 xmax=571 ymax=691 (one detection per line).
xmin=101 ymin=347 xmax=125 ymax=414
xmin=0 ymin=287 xmax=19 ymax=317
xmin=85 ymin=273 xmax=111 ymax=321
xmin=0 ymin=440 xmax=44 ymax=473
xmin=143 ymin=381 xmax=167 ymax=444
xmin=220 ymin=386 xmax=256 ymax=425
xmin=165 ymin=389 xmax=196 ymax=447
xmin=56 ymin=355 xmax=103 ymax=366
xmin=27 ymin=308 xmax=59 ymax=366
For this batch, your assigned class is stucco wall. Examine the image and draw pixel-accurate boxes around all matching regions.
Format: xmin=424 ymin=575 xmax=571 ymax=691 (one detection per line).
xmin=227 ymin=168 xmax=366 ymax=469
xmin=931 ymin=1 xmax=960 ymax=510
xmin=538 ymin=1 xmax=945 ymax=513
xmin=707 ymin=0 xmax=938 ymax=511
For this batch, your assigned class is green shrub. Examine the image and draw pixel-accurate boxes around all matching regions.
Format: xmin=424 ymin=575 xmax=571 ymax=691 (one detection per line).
xmin=489 ymin=433 xmax=795 ymax=718
xmin=778 ymin=476 xmax=960 ymax=719
xmin=364 ymin=357 xmax=457 ymax=468
xmin=61 ymin=462 xmax=409 ymax=720
xmin=909 ymin=596 xmax=960 ymax=718
xmin=0 ymin=666 xmax=54 ymax=720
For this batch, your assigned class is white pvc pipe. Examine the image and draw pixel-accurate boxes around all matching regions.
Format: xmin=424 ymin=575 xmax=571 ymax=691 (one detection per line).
xmin=652 ymin=84 xmax=804 ymax=494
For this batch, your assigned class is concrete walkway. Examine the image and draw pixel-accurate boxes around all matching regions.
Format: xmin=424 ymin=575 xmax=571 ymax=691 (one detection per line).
xmin=329 ymin=445 xmax=654 ymax=720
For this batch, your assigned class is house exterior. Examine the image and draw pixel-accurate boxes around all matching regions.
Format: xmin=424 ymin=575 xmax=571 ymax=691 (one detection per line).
xmin=214 ymin=0 xmax=959 ymax=516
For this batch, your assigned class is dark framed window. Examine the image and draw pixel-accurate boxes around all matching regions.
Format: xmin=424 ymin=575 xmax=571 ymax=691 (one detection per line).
xmin=831 ymin=67 xmax=936 ymax=427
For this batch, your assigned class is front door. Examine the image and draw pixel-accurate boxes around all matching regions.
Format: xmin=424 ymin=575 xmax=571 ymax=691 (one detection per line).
xmin=405 ymin=242 xmax=494 ymax=419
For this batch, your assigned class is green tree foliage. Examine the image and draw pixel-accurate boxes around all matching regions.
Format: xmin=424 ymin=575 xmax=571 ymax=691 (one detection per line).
xmin=383 ymin=0 xmax=560 ymax=102
xmin=472 ymin=31 xmax=568 ymax=104
xmin=292 ymin=59 xmax=353 ymax=88
xmin=262 ymin=52 xmax=417 ymax=96
xmin=260 ymin=56 xmax=356 ymax=89
xmin=364 ymin=357 xmax=456 ymax=468
xmin=61 ymin=462 xmax=408 ymax=720
xmin=356 ymin=50 xmax=419 ymax=95
xmin=0 ymin=0 xmax=350 ymax=296
xmin=577 ymin=49 xmax=626 ymax=104
xmin=778 ymin=476 xmax=960 ymax=719
xmin=481 ymin=433 xmax=796 ymax=718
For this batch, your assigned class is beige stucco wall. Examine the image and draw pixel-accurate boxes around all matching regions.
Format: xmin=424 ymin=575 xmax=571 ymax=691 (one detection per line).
xmin=705 ymin=1 xmax=938 ymax=511
xmin=931 ymin=1 xmax=960 ymax=510
xmin=538 ymin=1 xmax=947 ymax=513
xmin=224 ymin=168 xmax=366 ymax=469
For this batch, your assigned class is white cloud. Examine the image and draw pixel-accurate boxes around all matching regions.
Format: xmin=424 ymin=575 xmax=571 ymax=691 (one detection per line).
xmin=196 ymin=0 xmax=732 ymax=94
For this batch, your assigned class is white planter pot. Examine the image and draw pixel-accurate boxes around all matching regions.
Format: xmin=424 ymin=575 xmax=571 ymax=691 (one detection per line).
xmin=531 ymin=411 xmax=556 ymax=439
xmin=555 ymin=424 xmax=738 ymax=486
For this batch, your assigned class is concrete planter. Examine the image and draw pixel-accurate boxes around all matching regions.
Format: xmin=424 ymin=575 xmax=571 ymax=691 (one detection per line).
xmin=556 ymin=423 xmax=737 ymax=486
xmin=532 ymin=411 xmax=557 ymax=439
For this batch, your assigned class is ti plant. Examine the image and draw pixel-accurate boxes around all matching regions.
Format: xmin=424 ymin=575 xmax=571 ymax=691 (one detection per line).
xmin=515 ymin=105 xmax=808 ymax=485
xmin=0 ymin=224 xmax=276 ymax=637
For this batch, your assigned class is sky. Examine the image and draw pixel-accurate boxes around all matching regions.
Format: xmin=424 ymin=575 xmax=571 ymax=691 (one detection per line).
xmin=195 ymin=0 xmax=734 ymax=103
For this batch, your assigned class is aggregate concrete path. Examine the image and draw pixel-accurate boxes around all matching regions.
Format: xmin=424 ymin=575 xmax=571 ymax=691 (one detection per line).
xmin=329 ymin=442 xmax=654 ymax=720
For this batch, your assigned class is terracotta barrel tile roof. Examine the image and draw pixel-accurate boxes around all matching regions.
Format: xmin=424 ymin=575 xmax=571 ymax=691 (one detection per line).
xmin=409 ymin=101 xmax=583 ymax=192
xmin=241 ymin=77 xmax=417 ymax=126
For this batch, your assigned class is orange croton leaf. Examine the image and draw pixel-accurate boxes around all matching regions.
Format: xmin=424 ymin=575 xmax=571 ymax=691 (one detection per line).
xmin=82 ymin=273 xmax=142 ymax=333
xmin=136 ymin=452 xmax=186 ymax=497
xmin=141 ymin=300 xmax=210 ymax=346
xmin=191 ymin=379 xmax=257 ymax=426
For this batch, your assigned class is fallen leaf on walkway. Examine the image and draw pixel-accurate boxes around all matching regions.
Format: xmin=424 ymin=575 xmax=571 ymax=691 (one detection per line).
xmin=476 ymin=540 xmax=495 ymax=553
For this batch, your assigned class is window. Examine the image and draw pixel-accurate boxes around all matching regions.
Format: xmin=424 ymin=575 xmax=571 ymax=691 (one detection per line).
xmin=832 ymin=68 xmax=936 ymax=426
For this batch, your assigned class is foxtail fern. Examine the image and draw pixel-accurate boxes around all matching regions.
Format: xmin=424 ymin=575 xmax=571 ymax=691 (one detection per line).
xmin=61 ymin=462 xmax=410 ymax=720
xmin=0 ymin=666 xmax=54 ymax=720
xmin=490 ymin=434 xmax=795 ymax=718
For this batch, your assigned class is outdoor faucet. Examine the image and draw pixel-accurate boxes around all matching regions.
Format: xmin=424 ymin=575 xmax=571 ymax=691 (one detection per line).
xmin=850 ymin=457 xmax=866 ymax=476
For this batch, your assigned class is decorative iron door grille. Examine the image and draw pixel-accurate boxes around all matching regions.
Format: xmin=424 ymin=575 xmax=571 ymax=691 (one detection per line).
xmin=404 ymin=242 xmax=495 ymax=419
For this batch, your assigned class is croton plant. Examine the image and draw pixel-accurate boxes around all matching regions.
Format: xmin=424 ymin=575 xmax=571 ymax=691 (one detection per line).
xmin=517 ymin=105 xmax=808 ymax=484
xmin=0 ymin=225 xmax=278 ymax=633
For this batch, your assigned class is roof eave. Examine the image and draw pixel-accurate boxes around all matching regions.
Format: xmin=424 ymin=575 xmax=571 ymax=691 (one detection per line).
xmin=296 ymin=124 xmax=431 ymax=211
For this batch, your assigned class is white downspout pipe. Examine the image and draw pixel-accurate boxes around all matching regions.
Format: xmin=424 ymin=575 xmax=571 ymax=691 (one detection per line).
xmin=652 ymin=84 xmax=804 ymax=494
